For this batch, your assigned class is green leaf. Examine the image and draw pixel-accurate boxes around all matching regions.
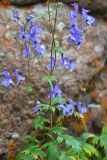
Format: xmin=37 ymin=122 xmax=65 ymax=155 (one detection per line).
xmin=82 ymin=133 xmax=95 ymax=142
xmin=51 ymin=97 xmax=65 ymax=106
xmin=47 ymin=142 xmax=59 ymax=160
xmin=41 ymin=103 xmax=51 ymax=110
xmin=51 ymin=126 xmax=67 ymax=136
xmin=23 ymin=135 xmax=39 ymax=143
xmin=26 ymin=86 xmax=33 ymax=93
xmin=83 ymin=143 xmax=98 ymax=157
xmin=102 ymin=125 xmax=107 ymax=134
xmin=33 ymin=116 xmax=49 ymax=130
xmin=17 ymin=153 xmax=34 ymax=160
xmin=42 ymin=75 xmax=56 ymax=87
xmin=60 ymin=134 xmax=82 ymax=153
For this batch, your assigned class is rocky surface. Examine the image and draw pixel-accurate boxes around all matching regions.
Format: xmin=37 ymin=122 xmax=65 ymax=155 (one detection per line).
xmin=0 ymin=2 xmax=107 ymax=159
xmin=62 ymin=0 xmax=107 ymax=14
xmin=11 ymin=0 xmax=46 ymax=5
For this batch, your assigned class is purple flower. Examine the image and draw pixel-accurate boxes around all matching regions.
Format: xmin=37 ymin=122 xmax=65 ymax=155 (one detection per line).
xmin=71 ymin=3 xmax=79 ymax=17
xmin=12 ymin=10 xmax=20 ymax=21
xmin=49 ymin=83 xmax=62 ymax=98
xmin=0 ymin=71 xmax=14 ymax=87
xmin=18 ymin=24 xmax=29 ymax=41
xmin=70 ymin=61 xmax=77 ymax=71
xmin=68 ymin=26 xmax=83 ymax=49
xmin=22 ymin=43 xmax=30 ymax=58
xmin=26 ymin=14 xmax=35 ymax=23
xmin=77 ymin=101 xmax=88 ymax=115
xmin=60 ymin=57 xmax=77 ymax=71
xmin=60 ymin=57 xmax=71 ymax=69
xmin=34 ymin=101 xmax=41 ymax=115
xmin=46 ymin=57 xmax=55 ymax=70
xmin=14 ymin=69 xmax=25 ymax=85
xmin=82 ymin=8 xmax=95 ymax=25
xmin=30 ymin=22 xmax=42 ymax=36
xmin=34 ymin=44 xmax=45 ymax=57
xmin=59 ymin=98 xmax=74 ymax=117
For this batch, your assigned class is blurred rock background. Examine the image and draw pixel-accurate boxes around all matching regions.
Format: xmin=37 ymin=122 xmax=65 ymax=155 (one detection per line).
xmin=0 ymin=0 xmax=107 ymax=159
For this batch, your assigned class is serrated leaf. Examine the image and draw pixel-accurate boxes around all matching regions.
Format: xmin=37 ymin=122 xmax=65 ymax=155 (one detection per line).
xmin=51 ymin=97 xmax=65 ymax=106
xmin=83 ymin=144 xmax=98 ymax=157
xmin=42 ymin=75 xmax=56 ymax=87
xmin=60 ymin=134 xmax=82 ymax=153
xmin=23 ymin=135 xmax=39 ymax=143
xmin=47 ymin=142 xmax=59 ymax=160
xmin=33 ymin=116 xmax=49 ymax=130
xmin=17 ymin=153 xmax=34 ymax=160
xmin=51 ymin=126 xmax=67 ymax=136
xmin=82 ymin=133 xmax=95 ymax=142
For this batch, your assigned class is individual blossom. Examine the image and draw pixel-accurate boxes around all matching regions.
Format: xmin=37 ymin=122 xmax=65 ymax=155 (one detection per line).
xmin=34 ymin=101 xmax=41 ymax=115
xmin=77 ymin=101 xmax=87 ymax=115
xmin=26 ymin=14 xmax=35 ymax=23
xmin=59 ymin=98 xmax=74 ymax=117
xmin=12 ymin=10 xmax=20 ymax=21
xmin=14 ymin=69 xmax=25 ymax=85
xmin=60 ymin=57 xmax=77 ymax=71
xmin=22 ymin=43 xmax=30 ymax=58
xmin=34 ymin=44 xmax=45 ymax=57
xmin=18 ymin=24 xmax=29 ymax=41
xmin=0 ymin=71 xmax=14 ymax=87
xmin=49 ymin=83 xmax=62 ymax=98
xmin=82 ymin=8 xmax=95 ymax=25
xmin=60 ymin=57 xmax=71 ymax=69
xmin=70 ymin=61 xmax=77 ymax=71
xmin=68 ymin=26 xmax=83 ymax=49
xmin=46 ymin=57 xmax=55 ymax=70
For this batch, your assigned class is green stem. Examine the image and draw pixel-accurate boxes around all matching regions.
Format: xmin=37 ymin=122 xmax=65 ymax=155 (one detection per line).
xmin=48 ymin=0 xmax=51 ymax=22
xmin=27 ymin=56 xmax=31 ymax=85
xmin=49 ymin=0 xmax=59 ymax=130
xmin=81 ymin=117 xmax=88 ymax=132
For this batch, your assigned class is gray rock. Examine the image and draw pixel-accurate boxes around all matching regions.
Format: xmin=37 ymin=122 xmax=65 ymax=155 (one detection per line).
xmin=62 ymin=0 xmax=107 ymax=14
xmin=11 ymin=0 xmax=45 ymax=5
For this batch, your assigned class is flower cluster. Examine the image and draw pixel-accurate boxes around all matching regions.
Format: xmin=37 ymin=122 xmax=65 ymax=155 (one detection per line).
xmin=46 ymin=56 xmax=77 ymax=72
xmin=0 ymin=70 xmax=25 ymax=87
xmin=68 ymin=3 xmax=95 ymax=49
xmin=12 ymin=11 xmax=45 ymax=58
xmin=49 ymin=83 xmax=62 ymax=98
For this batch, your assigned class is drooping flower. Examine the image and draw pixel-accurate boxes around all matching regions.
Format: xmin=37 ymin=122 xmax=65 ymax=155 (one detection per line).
xmin=59 ymin=98 xmax=74 ymax=117
xmin=70 ymin=61 xmax=77 ymax=71
xmin=14 ymin=69 xmax=25 ymax=85
xmin=0 ymin=71 xmax=14 ymax=87
xmin=68 ymin=26 xmax=83 ymax=49
xmin=26 ymin=14 xmax=35 ymax=23
xmin=49 ymin=83 xmax=62 ymax=98
xmin=34 ymin=101 xmax=41 ymax=115
xmin=82 ymin=8 xmax=95 ymax=25
xmin=71 ymin=3 xmax=79 ymax=17
xmin=60 ymin=57 xmax=71 ymax=69
xmin=77 ymin=101 xmax=87 ymax=115
xmin=18 ymin=24 xmax=29 ymax=41
xmin=46 ymin=57 xmax=55 ymax=70
xmin=12 ymin=10 xmax=20 ymax=21
xmin=60 ymin=57 xmax=77 ymax=71
xmin=22 ymin=43 xmax=30 ymax=58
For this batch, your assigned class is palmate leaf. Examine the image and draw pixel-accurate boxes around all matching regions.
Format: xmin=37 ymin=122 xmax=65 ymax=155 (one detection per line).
xmin=22 ymin=144 xmax=46 ymax=159
xmin=82 ymin=133 xmax=95 ymax=142
xmin=60 ymin=151 xmax=76 ymax=160
xmin=23 ymin=135 xmax=39 ymax=143
xmin=51 ymin=126 xmax=67 ymax=136
xmin=60 ymin=134 xmax=82 ymax=153
xmin=47 ymin=142 xmax=60 ymax=160
xmin=17 ymin=153 xmax=34 ymax=160
xmin=51 ymin=97 xmax=65 ymax=106
xmin=33 ymin=116 xmax=49 ymax=130
xmin=42 ymin=75 xmax=56 ymax=87
xmin=83 ymin=143 xmax=98 ymax=157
